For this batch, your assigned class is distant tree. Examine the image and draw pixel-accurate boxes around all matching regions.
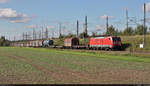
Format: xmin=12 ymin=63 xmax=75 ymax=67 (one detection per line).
xmin=83 ymin=32 xmax=89 ymax=38
xmin=59 ymin=35 xmax=65 ymax=38
xmin=123 ymin=27 xmax=135 ymax=36
xmin=117 ymin=30 xmax=123 ymax=36
xmin=91 ymin=32 xmax=97 ymax=37
xmin=135 ymin=25 xmax=147 ymax=35
xmin=106 ymin=25 xmax=118 ymax=36
xmin=0 ymin=36 xmax=10 ymax=46
xmin=0 ymin=36 xmax=6 ymax=46
xmin=79 ymin=32 xmax=89 ymax=38
xmin=79 ymin=33 xmax=84 ymax=38
xmin=115 ymin=29 xmax=122 ymax=36
xmin=66 ymin=33 xmax=76 ymax=38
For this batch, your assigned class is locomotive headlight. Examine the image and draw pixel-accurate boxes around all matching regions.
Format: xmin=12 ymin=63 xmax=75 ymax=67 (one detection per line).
xmin=110 ymin=45 xmax=113 ymax=48
xmin=118 ymin=42 xmax=121 ymax=46
xmin=118 ymin=42 xmax=121 ymax=45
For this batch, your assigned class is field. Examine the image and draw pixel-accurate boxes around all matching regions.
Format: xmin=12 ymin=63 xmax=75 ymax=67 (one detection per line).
xmin=0 ymin=47 xmax=150 ymax=84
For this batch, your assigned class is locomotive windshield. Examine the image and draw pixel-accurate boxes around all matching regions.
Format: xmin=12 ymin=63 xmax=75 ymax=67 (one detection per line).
xmin=112 ymin=37 xmax=121 ymax=41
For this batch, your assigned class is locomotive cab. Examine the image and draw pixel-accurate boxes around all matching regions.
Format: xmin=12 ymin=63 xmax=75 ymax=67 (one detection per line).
xmin=112 ymin=37 xmax=122 ymax=49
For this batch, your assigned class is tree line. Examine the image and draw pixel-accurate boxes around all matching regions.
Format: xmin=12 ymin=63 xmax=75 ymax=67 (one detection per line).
xmin=0 ymin=36 xmax=10 ymax=46
xmin=104 ymin=25 xmax=148 ymax=36
xmin=59 ymin=24 xmax=149 ymax=38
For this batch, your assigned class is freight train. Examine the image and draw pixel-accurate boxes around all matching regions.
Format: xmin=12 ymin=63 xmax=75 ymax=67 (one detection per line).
xmin=11 ymin=39 xmax=54 ymax=48
xmin=11 ymin=36 xmax=122 ymax=50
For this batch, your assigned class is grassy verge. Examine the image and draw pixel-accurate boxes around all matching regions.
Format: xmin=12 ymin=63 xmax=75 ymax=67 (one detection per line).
xmin=48 ymin=49 xmax=150 ymax=63
xmin=10 ymin=47 xmax=150 ymax=63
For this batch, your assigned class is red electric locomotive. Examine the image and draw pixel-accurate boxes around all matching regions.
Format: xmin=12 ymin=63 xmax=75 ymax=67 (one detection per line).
xmin=89 ymin=36 xmax=122 ymax=50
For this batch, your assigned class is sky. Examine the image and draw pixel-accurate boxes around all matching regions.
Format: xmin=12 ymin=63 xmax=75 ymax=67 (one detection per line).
xmin=0 ymin=0 xmax=150 ymax=40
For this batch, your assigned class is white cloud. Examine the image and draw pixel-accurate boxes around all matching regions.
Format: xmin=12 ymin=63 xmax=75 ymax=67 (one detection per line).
xmin=100 ymin=14 xmax=114 ymax=19
xmin=143 ymin=2 xmax=150 ymax=12
xmin=24 ymin=25 xmax=39 ymax=29
xmin=0 ymin=8 xmax=30 ymax=23
xmin=0 ymin=0 xmax=9 ymax=4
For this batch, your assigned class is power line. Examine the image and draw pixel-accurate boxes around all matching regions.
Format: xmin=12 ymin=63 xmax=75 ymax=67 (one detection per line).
xmin=42 ymin=26 xmax=44 ymax=39
xmin=33 ymin=29 xmax=36 ymax=40
xmin=105 ymin=16 xmax=109 ymax=34
xmin=52 ymin=30 xmax=54 ymax=39
xmin=143 ymin=3 xmax=146 ymax=47
xmin=22 ymin=32 xmax=25 ymax=40
xmin=39 ymin=30 xmax=42 ymax=40
xmin=45 ymin=27 xmax=49 ymax=39
xmin=77 ymin=20 xmax=79 ymax=38
xmin=14 ymin=36 xmax=16 ymax=41
xmin=126 ymin=9 xmax=129 ymax=29
xmin=59 ymin=23 xmax=62 ymax=38
xmin=85 ymin=16 xmax=88 ymax=35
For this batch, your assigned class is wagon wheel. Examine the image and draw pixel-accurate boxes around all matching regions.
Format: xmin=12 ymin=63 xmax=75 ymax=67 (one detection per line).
xmin=87 ymin=47 xmax=91 ymax=50
xmin=105 ymin=48 xmax=109 ymax=51
xmin=108 ymin=48 xmax=112 ymax=51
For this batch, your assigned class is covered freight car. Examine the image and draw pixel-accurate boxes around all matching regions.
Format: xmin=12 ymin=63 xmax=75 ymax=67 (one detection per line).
xmin=38 ymin=40 xmax=43 ymax=47
xmin=89 ymin=36 xmax=122 ymax=50
xmin=64 ymin=37 xmax=79 ymax=48
xmin=28 ymin=40 xmax=43 ymax=47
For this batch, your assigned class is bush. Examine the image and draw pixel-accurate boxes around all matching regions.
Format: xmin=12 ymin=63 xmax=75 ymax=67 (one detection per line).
xmin=0 ymin=36 xmax=10 ymax=46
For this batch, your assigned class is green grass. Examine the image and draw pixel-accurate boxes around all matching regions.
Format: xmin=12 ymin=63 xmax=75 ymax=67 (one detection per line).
xmin=120 ymin=35 xmax=150 ymax=51
xmin=3 ymin=47 xmax=150 ymax=70
xmin=0 ymin=47 xmax=150 ymax=84
xmin=36 ymin=48 xmax=150 ymax=63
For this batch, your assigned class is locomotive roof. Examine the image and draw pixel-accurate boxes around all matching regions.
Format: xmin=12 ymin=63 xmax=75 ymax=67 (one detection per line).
xmin=93 ymin=36 xmax=120 ymax=39
xmin=95 ymin=37 xmax=106 ymax=39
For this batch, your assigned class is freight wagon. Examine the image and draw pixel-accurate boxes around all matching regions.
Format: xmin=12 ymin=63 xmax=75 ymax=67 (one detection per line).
xmin=64 ymin=37 xmax=87 ymax=49
xmin=64 ymin=37 xmax=79 ymax=48
xmin=11 ymin=39 xmax=47 ymax=47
